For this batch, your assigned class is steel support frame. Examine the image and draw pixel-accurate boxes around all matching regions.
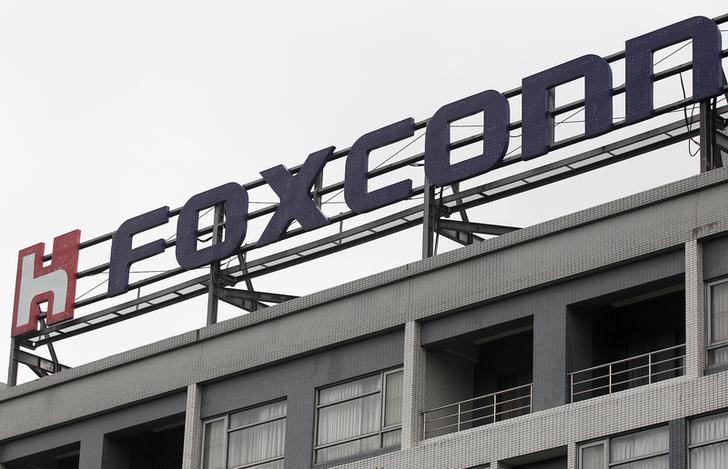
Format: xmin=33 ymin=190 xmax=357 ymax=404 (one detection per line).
xmin=700 ymin=96 xmax=727 ymax=172
xmin=7 ymin=108 xmax=726 ymax=386
xmin=6 ymin=14 xmax=728 ymax=384
xmin=7 ymin=314 xmax=69 ymax=385
xmin=15 ymin=107 xmax=724 ymax=351
xmin=218 ymin=288 xmax=298 ymax=313
xmin=421 ymin=179 xmax=436 ymax=259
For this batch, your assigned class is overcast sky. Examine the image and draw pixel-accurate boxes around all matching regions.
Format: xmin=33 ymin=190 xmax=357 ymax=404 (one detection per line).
xmin=0 ymin=1 xmax=725 ymax=384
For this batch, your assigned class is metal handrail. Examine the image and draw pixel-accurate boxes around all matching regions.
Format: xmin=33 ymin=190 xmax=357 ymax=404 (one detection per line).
xmin=571 ymin=364 xmax=685 ymax=398
xmin=424 ymin=383 xmax=532 ymax=413
xmin=423 ymin=392 xmax=531 ymax=425
xmin=569 ymin=343 xmax=685 ymax=402
xmin=429 ymin=404 xmax=533 ymax=433
xmin=423 ymin=383 xmax=532 ymax=437
xmin=568 ymin=344 xmax=685 ymax=376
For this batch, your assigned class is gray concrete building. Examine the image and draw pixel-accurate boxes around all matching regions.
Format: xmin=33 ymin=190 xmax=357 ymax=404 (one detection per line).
xmin=3 ymin=12 xmax=728 ymax=467
xmin=2 ymin=163 xmax=728 ymax=469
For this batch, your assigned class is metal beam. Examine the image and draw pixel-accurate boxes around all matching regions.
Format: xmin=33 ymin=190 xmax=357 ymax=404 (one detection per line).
xmin=218 ymin=296 xmax=265 ymax=313
xmin=16 ymin=350 xmax=69 ymax=375
xmin=450 ymin=182 xmax=470 ymax=223
xmin=422 ymin=180 xmax=436 ymax=259
xmin=219 ymin=288 xmax=297 ymax=304
xmin=438 ymin=219 xmax=519 ymax=236
xmin=438 ymin=228 xmax=483 ymax=246
xmin=700 ymin=99 xmax=717 ymax=172
xmin=6 ymin=339 xmax=18 ymax=387
xmin=218 ymin=288 xmax=298 ymax=312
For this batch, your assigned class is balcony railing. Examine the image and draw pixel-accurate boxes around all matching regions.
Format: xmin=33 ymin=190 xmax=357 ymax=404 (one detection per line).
xmin=569 ymin=343 xmax=686 ymax=403
xmin=422 ymin=383 xmax=532 ymax=438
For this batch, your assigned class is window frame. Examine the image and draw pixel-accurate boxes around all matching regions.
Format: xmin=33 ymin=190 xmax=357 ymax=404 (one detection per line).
xmin=201 ymin=398 xmax=287 ymax=469
xmin=313 ymin=367 xmax=403 ymax=465
xmin=688 ymin=409 xmax=728 ymax=469
xmin=577 ymin=424 xmax=669 ymax=469
xmin=706 ymin=278 xmax=728 ymax=365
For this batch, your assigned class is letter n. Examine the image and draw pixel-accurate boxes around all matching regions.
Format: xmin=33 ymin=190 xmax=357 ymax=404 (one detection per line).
xmin=625 ymin=16 xmax=723 ymax=124
xmin=522 ymin=54 xmax=613 ymax=160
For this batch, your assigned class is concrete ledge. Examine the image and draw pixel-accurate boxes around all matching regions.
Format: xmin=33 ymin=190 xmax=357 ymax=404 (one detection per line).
xmin=333 ymin=372 xmax=728 ymax=469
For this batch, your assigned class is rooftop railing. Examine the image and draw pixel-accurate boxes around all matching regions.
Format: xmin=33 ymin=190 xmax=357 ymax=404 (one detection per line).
xmin=569 ymin=343 xmax=686 ymax=403
xmin=422 ymin=383 xmax=532 ymax=438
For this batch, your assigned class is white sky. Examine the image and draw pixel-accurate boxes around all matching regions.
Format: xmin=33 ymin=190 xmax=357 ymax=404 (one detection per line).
xmin=0 ymin=1 xmax=726 ymax=385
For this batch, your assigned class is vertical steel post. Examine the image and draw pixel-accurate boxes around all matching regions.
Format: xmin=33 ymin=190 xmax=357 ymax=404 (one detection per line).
xmin=206 ymin=203 xmax=225 ymax=326
xmin=569 ymin=374 xmax=574 ymax=403
xmin=457 ymin=403 xmax=461 ymax=432
xmin=529 ymin=384 xmax=532 ymax=414
xmin=6 ymin=338 xmax=18 ymax=387
xmin=648 ymin=353 xmax=653 ymax=384
xmin=608 ymin=364 xmax=613 ymax=394
xmin=548 ymin=88 xmax=556 ymax=147
xmin=38 ymin=314 xmax=59 ymax=369
xmin=421 ymin=178 xmax=436 ymax=259
xmin=699 ymin=98 xmax=716 ymax=173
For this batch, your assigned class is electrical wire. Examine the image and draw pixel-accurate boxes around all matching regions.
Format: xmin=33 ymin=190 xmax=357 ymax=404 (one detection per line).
xmin=653 ymin=40 xmax=693 ymax=68
xmin=320 ymin=132 xmax=426 ymax=206
xmin=678 ymin=72 xmax=701 ymax=157
xmin=76 ymin=278 xmax=109 ymax=301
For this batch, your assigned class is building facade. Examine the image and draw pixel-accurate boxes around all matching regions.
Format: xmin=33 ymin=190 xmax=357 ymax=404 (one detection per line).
xmin=1 ymin=162 xmax=728 ymax=469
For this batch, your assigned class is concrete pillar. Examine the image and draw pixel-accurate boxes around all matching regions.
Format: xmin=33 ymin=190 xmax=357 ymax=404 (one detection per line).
xmin=533 ymin=312 xmax=567 ymax=411
xmin=182 ymin=383 xmax=202 ymax=469
xmin=285 ymin=386 xmax=316 ymax=468
xmin=78 ymin=434 xmax=104 ymax=469
xmin=567 ymin=442 xmax=577 ymax=469
xmin=401 ymin=321 xmax=426 ymax=449
xmin=685 ymin=240 xmax=706 ymax=378
xmin=669 ymin=418 xmax=688 ymax=469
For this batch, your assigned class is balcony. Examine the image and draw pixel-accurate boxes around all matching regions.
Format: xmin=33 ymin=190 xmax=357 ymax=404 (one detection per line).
xmin=569 ymin=343 xmax=685 ymax=402
xmin=423 ymin=383 xmax=532 ymax=438
xmin=422 ymin=319 xmax=534 ymax=438
xmin=567 ymin=283 xmax=685 ymax=403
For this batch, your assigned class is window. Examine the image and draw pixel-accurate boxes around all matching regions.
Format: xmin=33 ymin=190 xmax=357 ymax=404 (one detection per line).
xmin=578 ymin=426 xmax=669 ymax=469
xmin=314 ymin=368 xmax=403 ymax=464
xmin=202 ymin=400 xmax=287 ymax=469
xmin=690 ymin=411 xmax=728 ymax=468
xmin=707 ymin=279 xmax=728 ymax=366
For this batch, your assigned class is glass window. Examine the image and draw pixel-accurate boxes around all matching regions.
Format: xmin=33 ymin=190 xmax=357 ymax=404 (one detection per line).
xmin=578 ymin=426 xmax=668 ymax=469
xmin=690 ymin=411 xmax=728 ymax=469
xmin=708 ymin=280 xmax=728 ymax=366
xmin=314 ymin=369 xmax=403 ymax=464
xmin=202 ymin=400 xmax=287 ymax=469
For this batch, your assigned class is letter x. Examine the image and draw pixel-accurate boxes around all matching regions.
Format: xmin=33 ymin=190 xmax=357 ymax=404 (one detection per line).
xmin=257 ymin=147 xmax=333 ymax=247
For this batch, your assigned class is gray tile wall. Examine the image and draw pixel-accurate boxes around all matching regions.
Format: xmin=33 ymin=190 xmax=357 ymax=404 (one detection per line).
xmin=1 ymin=168 xmax=728 ymax=468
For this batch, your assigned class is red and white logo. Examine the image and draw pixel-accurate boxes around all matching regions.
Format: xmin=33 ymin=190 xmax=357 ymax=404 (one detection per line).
xmin=11 ymin=230 xmax=81 ymax=338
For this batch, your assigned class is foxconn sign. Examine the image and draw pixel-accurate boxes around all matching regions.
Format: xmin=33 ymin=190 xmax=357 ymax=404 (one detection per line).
xmin=11 ymin=16 xmax=726 ymax=338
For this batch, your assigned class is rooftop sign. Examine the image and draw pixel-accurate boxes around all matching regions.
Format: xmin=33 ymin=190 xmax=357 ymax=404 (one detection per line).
xmin=10 ymin=16 xmax=726 ymax=338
